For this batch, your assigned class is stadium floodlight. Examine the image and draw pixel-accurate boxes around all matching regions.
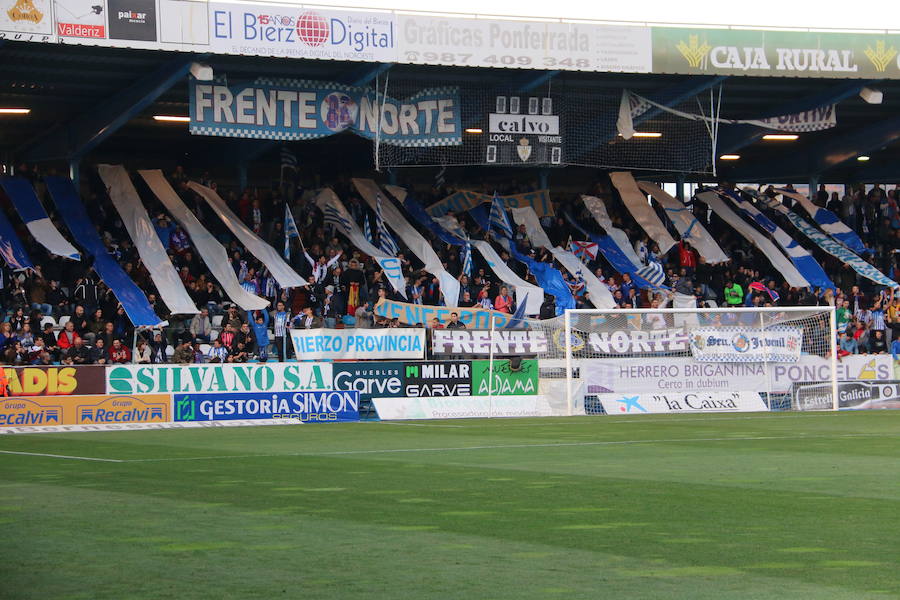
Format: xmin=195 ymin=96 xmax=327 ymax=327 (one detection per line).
xmin=190 ymin=62 xmax=214 ymax=81
xmin=617 ymin=132 xmax=662 ymax=138
xmin=762 ymin=134 xmax=799 ymax=141
xmin=465 ymin=128 xmax=483 ymax=134
xmin=153 ymin=115 xmax=190 ymax=123
xmin=857 ymin=155 xmax=871 ymax=161
xmin=719 ymin=154 xmax=740 ymax=160
xmin=859 ymin=87 xmax=883 ymax=104
xmin=560 ymin=305 xmax=838 ymax=416
xmin=0 ymin=108 xmax=30 ymax=115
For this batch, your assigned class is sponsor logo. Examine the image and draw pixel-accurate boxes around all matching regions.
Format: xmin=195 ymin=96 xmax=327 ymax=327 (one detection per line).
xmin=472 ymin=359 xmax=538 ymax=396
xmin=864 ymin=40 xmax=897 ymax=72
xmin=107 ymin=364 xmax=331 ymax=395
xmin=2 ymin=366 xmax=105 ymax=396
xmin=403 ymin=362 xmax=471 ymax=397
xmin=597 ymin=391 xmax=766 ymax=415
xmin=0 ymin=398 xmax=62 ymax=426
xmin=516 ymin=138 xmax=531 ymax=162
xmin=431 ymin=329 xmax=548 ymax=356
xmin=175 ymin=391 xmax=359 ymax=422
xmin=213 ymin=6 xmax=395 ymax=54
xmin=676 ymin=35 xmax=711 ymax=68
xmin=57 ymin=22 xmax=104 ymax=38
xmin=7 ymin=0 xmax=42 ymax=23
xmin=76 ymin=395 xmax=168 ymax=424
xmin=332 ymin=362 xmax=404 ymax=401
xmin=107 ymin=0 xmax=155 ymax=41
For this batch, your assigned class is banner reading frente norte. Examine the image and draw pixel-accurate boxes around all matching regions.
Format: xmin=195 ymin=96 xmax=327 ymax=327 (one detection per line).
xmin=426 ymin=190 xmax=554 ymax=218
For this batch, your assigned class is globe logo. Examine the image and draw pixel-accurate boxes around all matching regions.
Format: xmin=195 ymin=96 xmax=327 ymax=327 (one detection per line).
xmin=296 ymin=11 xmax=328 ymax=47
xmin=320 ymin=93 xmax=358 ymax=132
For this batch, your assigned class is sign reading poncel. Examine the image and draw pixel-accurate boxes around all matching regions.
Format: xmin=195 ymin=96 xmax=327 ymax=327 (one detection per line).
xmin=290 ymin=328 xmax=425 ymax=360
xmin=596 ymin=391 xmax=767 ymax=415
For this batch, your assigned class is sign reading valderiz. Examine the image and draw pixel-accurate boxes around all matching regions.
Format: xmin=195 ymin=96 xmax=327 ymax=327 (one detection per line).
xmin=190 ymin=77 xmax=462 ymax=146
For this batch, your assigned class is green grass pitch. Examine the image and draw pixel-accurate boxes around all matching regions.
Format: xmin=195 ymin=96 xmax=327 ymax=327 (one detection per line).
xmin=1 ymin=411 xmax=899 ymax=599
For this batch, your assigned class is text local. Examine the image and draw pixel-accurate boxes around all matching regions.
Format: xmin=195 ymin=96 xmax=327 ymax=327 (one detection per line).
xmin=193 ymin=85 xmax=457 ymax=135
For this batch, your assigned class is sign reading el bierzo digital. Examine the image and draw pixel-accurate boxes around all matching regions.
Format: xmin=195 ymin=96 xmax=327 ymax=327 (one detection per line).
xmin=209 ymin=2 xmax=396 ymax=62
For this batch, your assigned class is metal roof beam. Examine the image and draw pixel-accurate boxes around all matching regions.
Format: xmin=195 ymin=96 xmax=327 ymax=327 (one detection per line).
xmin=515 ymin=70 xmax=560 ymax=92
xmin=717 ymin=79 xmax=880 ymax=154
xmin=342 ymin=62 xmax=394 ymax=87
xmin=725 ymin=115 xmax=900 ymax=182
xmin=19 ymin=53 xmax=206 ymax=162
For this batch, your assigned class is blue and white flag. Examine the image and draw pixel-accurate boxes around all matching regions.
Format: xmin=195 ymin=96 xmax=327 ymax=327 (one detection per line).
xmin=281 ymin=146 xmax=297 ymax=171
xmin=462 ymin=243 xmax=473 ymax=278
xmin=433 ymin=165 xmax=446 ymax=191
xmin=376 ymin=194 xmax=400 ymax=256
xmin=636 ymin=261 xmax=666 ymax=288
xmin=363 ymin=214 xmax=374 ymax=245
xmin=777 ymin=188 xmax=868 ymax=255
xmin=0 ymin=177 xmax=80 ymax=260
xmin=284 ymin=204 xmax=299 ymax=260
xmin=489 ymin=192 xmax=515 ymax=239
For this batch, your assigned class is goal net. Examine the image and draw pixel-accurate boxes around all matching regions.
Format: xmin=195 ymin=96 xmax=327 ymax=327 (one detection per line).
xmin=550 ymin=306 xmax=838 ymax=415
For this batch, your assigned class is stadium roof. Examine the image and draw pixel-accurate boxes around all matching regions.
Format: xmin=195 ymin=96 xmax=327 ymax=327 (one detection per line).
xmin=2 ymin=40 xmax=899 ymax=183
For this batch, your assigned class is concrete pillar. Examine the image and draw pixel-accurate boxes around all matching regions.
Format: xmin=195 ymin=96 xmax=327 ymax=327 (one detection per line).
xmin=539 ymin=168 xmax=549 ymax=190
xmin=238 ymin=162 xmax=248 ymax=192
xmin=676 ymin=173 xmax=686 ymax=201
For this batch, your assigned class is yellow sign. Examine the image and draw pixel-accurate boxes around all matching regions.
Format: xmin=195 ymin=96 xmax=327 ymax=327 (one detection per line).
xmin=7 ymin=0 xmax=42 ymax=24
xmin=0 ymin=394 xmax=171 ymax=427
xmin=864 ymin=40 xmax=898 ymax=72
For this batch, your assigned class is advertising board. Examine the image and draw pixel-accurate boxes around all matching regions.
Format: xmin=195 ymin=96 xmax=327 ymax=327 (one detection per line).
xmin=595 ymin=391 xmax=767 ymax=415
xmin=106 ymin=363 xmax=332 ymax=395
xmin=471 ymin=359 xmax=539 ymax=396
xmin=0 ymin=394 xmax=170 ymax=427
xmin=372 ymin=394 xmax=554 ymax=420
xmin=290 ymin=328 xmax=425 ymax=360
xmin=431 ymin=329 xmax=548 ymax=356
xmin=2 ymin=365 xmax=106 ymax=396
xmin=402 ymin=362 xmax=471 ymax=397
xmin=173 ymin=390 xmax=359 ymax=423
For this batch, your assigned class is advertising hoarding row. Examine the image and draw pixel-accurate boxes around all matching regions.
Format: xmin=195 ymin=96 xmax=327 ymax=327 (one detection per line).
xmin=5 ymin=1 xmax=900 ymax=78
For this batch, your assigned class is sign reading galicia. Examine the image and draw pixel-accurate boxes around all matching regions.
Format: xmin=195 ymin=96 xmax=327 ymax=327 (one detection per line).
xmin=189 ymin=77 xmax=461 ymax=146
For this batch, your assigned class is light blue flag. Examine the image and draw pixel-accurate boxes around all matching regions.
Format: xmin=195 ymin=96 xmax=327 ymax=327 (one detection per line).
xmin=284 ymin=204 xmax=299 ymax=260
xmin=489 ymin=192 xmax=515 ymax=239
xmin=376 ymin=194 xmax=400 ymax=256
xmin=363 ymin=214 xmax=374 ymax=245
xmin=462 ymin=243 xmax=473 ymax=277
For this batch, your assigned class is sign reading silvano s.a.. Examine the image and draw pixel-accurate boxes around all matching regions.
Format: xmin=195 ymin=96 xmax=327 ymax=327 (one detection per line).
xmin=106 ymin=363 xmax=332 ymax=394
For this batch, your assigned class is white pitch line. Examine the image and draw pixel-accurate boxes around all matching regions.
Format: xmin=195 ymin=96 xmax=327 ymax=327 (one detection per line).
xmin=121 ymin=432 xmax=899 ymax=464
xmin=383 ymin=413 xmax=865 ymax=428
xmin=378 ymin=422 xmax=466 ymax=428
xmin=0 ymin=449 xmax=124 ymax=463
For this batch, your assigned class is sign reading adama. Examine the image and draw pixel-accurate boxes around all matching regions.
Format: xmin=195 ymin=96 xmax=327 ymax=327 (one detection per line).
xmin=190 ymin=77 xmax=462 ymax=146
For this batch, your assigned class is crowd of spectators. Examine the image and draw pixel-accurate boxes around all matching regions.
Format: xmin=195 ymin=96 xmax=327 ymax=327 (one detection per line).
xmin=0 ymin=163 xmax=898 ymax=366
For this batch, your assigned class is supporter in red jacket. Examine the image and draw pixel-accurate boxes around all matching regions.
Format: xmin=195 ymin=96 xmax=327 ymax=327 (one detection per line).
xmin=108 ymin=339 xmax=132 ymax=364
xmin=56 ymin=321 xmax=81 ymax=350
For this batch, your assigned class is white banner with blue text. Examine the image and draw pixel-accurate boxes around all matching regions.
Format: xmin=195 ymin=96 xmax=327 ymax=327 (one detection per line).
xmin=290 ymin=328 xmax=426 ymax=360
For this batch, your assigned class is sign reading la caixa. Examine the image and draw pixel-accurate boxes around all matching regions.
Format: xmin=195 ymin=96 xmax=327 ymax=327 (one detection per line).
xmin=190 ymin=76 xmax=462 ymax=146
xmin=107 ymin=364 xmax=333 ymax=395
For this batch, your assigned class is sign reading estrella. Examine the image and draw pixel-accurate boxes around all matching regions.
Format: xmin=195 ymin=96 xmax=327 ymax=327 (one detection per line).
xmin=189 ymin=77 xmax=462 ymax=146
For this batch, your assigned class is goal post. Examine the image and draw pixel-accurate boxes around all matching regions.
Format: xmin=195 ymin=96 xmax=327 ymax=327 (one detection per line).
xmin=556 ymin=305 xmax=838 ymax=414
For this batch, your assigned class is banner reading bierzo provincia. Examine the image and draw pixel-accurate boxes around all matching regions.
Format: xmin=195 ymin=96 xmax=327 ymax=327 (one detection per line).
xmin=190 ymin=77 xmax=462 ymax=146
xmin=290 ymin=328 xmax=425 ymax=360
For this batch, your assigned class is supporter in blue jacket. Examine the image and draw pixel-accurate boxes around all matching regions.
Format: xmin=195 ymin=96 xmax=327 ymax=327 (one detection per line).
xmin=248 ymin=310 xmax=270 ymax=362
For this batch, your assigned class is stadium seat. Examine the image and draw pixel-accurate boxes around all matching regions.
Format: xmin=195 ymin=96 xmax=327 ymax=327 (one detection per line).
xmin=58 ymin=315 xmax=70 ymax=327
xmin=211 ymin=315 xmax=223 ymax=328
xmin=210 ymin=329 xmax=219 ymax=342
xmin=199 ymin=344 xmax=211 ymax=355
xmin=40 ymin=316 xmax=56 ymax=329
